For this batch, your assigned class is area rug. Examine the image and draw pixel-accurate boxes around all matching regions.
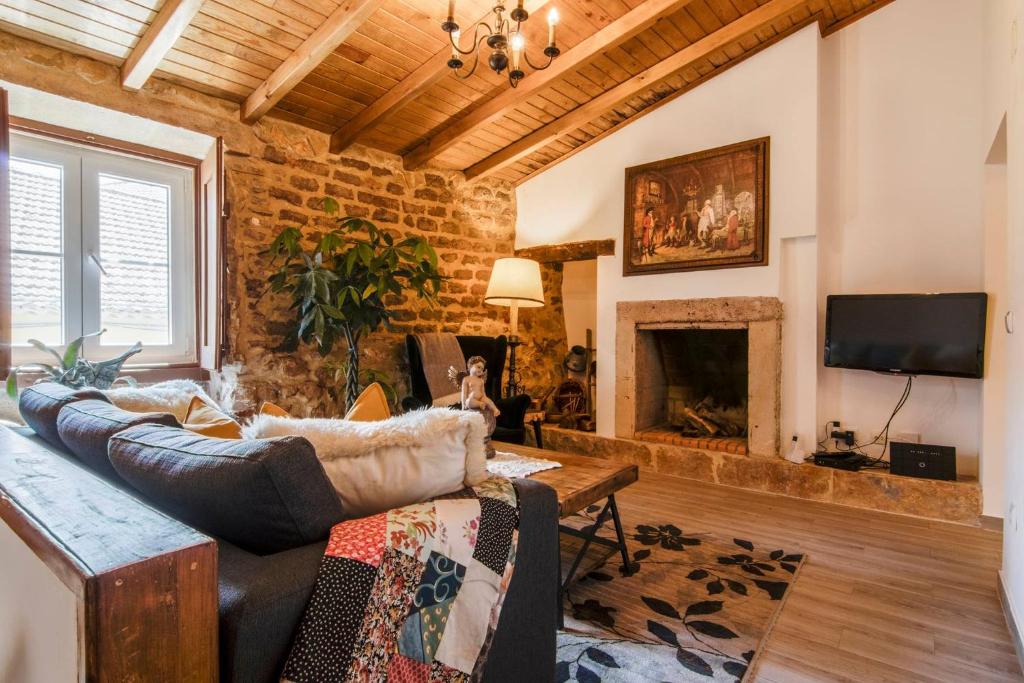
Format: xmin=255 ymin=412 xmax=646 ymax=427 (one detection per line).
xmin=557 ymin=507 xmax=805 ymax=682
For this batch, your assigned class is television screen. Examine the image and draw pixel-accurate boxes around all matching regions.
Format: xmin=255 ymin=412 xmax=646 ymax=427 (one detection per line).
xmin=824 ymin=293 xmax=988 ymax=378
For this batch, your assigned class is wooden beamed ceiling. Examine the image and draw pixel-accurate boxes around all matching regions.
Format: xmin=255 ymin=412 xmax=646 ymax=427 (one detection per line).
xmin=0 ymin=0 xmax=893 ymax=184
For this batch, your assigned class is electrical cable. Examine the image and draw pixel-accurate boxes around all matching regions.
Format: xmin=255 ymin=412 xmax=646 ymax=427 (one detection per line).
xmin=815 ymin=375 xmax=914 ymax=468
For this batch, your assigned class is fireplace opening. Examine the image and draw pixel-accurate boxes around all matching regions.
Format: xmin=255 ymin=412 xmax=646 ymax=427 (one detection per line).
xmin=634 ymin=327 xmax=749 ymax=455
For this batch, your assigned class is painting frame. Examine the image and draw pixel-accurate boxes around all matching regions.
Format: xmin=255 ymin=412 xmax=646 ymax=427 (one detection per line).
xmin=622 ymin=136 xmax=770 ymax=277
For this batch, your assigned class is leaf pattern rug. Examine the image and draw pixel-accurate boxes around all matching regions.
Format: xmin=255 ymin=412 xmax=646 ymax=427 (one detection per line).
xmin=557 ymin=507 xmax=805 ymax=682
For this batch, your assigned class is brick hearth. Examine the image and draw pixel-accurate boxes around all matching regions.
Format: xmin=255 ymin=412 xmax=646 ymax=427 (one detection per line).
xmin=633 ymin=428 xmax=748 ymax=455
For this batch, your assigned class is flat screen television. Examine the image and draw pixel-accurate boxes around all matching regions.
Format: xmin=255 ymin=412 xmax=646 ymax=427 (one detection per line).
xmin=824 ymin=293 xmax=988 ymax=378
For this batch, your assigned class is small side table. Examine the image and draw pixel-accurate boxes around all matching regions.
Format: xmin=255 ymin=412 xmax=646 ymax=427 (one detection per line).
xmin=523 ymin=409 xmax=545 ymax=448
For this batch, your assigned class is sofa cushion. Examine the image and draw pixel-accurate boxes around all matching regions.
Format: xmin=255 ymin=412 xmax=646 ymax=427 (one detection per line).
xmin=18 ymin=382 xmax=112 ymax=451
xmin=108 ymin=424 xmax=343 ymax=555
xmin=56 ymin=399 xmax=180 ymax=479
xmin=243 ymin=408 xmax=488 ymax=520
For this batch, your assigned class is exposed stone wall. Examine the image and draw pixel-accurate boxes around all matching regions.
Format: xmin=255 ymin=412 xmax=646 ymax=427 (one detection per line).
xmin=0 ymin=30 xmax=568 ymax=416
xmin=229 ymin=131 xmax=568 ymax=415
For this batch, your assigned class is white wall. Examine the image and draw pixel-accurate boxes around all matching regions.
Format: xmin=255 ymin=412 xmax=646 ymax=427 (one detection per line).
xmin=517 ymin=1 xmax=996 ymax=484
xmin=518 ymin=23 xmax=821 ymax=444
xmin=0 ymin=523 xmax=79 ymax=682
xmin=561 ymin=259 xmax=597 ymax=350
xmin=994 ymin=0 xmax=1024 ymax=654
xmin=816 ymin=0 xmax=987 ymax=478
xmin=0 ymin=80 xmax=213 ymax=159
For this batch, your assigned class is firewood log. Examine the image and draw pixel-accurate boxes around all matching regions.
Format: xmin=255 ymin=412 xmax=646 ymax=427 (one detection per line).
xmin=684 ymin=407 xmax=720 ymax=436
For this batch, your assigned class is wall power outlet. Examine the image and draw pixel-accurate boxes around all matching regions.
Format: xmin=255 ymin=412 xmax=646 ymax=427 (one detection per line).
xmin=892 ymin=431 xmax=921 ymax=443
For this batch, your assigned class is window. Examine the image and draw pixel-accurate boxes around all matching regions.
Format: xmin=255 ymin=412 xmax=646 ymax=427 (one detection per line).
xmin=9 ymin=132 xmax=196 ymax=365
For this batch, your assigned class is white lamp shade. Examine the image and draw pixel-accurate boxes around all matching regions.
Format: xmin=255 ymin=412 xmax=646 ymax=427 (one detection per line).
xmin=484 ymin=257 xmax=545 ymax=308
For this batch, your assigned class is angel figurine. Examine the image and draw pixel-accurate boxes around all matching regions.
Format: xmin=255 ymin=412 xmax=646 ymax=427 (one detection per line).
xmin=449 ymin=356 xmax=500 ymax=458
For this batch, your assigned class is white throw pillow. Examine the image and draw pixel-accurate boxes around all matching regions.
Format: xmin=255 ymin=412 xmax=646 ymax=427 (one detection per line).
xmin=242 ymin=408 xmax=489 ymax=519
xmin=104 ymin=379 xmax=211 ymax=422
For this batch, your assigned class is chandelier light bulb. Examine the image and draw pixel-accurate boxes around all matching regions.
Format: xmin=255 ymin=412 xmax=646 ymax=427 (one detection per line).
xmin=441 ymin=1 xmax=561 ymax=86
xmin=511 ymin=32 xmax=524 ymax=70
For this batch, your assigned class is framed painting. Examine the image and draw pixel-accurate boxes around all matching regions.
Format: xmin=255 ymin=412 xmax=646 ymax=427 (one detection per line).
xmin=622 ymin=137 xmax=769 ymax=276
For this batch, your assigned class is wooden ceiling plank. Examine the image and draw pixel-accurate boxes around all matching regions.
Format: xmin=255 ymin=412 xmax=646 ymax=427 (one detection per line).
xmin=188 ymin=12 xmax=294 ymax=60
xmin=241 ymin=0 xmax=384 ymax=123
xmin=465 ymin=0 xmax=805 ymax=180
xmin=51 ymin=0 xmax=149 ymax=34
xmin=328 ymin=0 xmax=546 ymax=153
xmin=121 ymin=0 xmax=205 ymax=90
xmin=0 ymin=8 xmax=130 ymax=59
xmin=15 ymin=0 xmax=138 ymax=47
xmin=403 ymin=0 xmax=698 ymax=169
xmin=80 ymin=0 xmax=157 ymax=24
xmin=199 ymin=3 xmax=303 ymax=50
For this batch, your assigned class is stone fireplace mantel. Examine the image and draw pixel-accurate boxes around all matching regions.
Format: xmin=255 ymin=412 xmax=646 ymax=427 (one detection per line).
xmin=615 ymin=297 xmax=783 ymax=458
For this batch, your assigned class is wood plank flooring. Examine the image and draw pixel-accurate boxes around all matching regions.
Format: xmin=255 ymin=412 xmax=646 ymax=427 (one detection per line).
xmin=609 ymin=468 xmax=1023 ymax=682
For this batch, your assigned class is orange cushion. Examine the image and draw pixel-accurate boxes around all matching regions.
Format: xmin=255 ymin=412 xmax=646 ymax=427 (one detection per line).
xmin=183 ymin=395 xmax=242 ymax=439
xmin=259 ymin=401 xmax=291 ymax=418
xmin=344 ymin=382 xmax=391 ymax=422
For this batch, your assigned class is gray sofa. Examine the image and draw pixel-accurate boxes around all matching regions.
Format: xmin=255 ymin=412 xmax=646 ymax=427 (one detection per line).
xmin=10 ymin=382 xmax=559 ymax=683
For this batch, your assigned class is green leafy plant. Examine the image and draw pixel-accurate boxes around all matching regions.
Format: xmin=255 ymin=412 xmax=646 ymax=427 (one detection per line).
xmin=265 ymin=198 xmax=445 ymax=410
xmin=6 ymin=329 xmax=141 ymax=398
xmin=323 ymin=361 xmax=399 ymax=411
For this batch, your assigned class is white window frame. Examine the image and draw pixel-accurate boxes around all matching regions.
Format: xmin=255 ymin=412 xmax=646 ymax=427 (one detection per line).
xmin=9 ymin=132 xmax=196 ymax=367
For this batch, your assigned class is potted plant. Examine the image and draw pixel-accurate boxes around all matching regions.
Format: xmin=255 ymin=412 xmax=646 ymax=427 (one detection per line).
xmin=5 ymin=330 xmax=141 ymax=397
xmin=265 ymin=199 xmax=444 ymax=410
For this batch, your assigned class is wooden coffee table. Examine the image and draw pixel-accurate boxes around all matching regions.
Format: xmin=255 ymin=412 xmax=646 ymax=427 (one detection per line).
xmin=501 ymin=444 xmax=639 ymax=614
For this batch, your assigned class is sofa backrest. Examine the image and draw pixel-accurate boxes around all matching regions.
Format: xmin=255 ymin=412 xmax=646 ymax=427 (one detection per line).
xmin=17 ymin=382 xmax=110 ymax=451
xmin=56 ymin=399 xmax=180 ymax=480
xmin=109 ymin=423 xmax=344 ymax=555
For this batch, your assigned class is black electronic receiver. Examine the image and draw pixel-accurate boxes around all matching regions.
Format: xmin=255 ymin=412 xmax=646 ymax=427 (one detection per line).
xmin=812 ymin=452 xmax=867 ymax=471
xmin=889 ymin=442 xmax=956 ymax=481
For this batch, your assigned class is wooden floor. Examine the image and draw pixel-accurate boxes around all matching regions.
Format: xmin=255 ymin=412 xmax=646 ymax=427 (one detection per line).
xmin=610 ymin=468 xmax=1023 ymax=682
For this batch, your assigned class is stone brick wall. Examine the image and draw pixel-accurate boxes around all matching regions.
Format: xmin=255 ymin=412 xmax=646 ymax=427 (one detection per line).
xmin=229 ymin=125 xmax=568 ymax=415
xmin=0 ymin=30 xmax=568 ymax=416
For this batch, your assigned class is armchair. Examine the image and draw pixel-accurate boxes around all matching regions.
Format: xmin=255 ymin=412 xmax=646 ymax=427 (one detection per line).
xmin=404 ymin=334 xmax=532 ymax=444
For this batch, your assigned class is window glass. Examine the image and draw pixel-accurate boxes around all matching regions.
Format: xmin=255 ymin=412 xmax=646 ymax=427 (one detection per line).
xmin=9 ymin=158 xmax=63 ymax=346
xmin=97 ymin=174 xmax=171 ymax=346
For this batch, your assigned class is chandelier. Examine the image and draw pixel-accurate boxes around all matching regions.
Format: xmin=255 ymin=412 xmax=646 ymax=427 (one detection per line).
xmin=442 ymin=0 xmax=561 ymax=87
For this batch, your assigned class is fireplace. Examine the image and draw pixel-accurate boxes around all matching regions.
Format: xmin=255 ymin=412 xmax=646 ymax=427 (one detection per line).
xmin=616 ymin=297 xmax=782 ymax=458
xmin=634 ymin=327 xmax=749 ymax=454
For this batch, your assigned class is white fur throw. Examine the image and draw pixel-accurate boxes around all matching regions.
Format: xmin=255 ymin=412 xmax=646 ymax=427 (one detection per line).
xmin=104 ymin=379 xmax=211 ymax=422
xmin=243 ymin=408 xmax=489 ymax=519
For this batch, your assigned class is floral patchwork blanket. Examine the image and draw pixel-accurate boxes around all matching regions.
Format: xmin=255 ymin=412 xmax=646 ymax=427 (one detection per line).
xmin=281 ymin=476 xmax=520 ymax=682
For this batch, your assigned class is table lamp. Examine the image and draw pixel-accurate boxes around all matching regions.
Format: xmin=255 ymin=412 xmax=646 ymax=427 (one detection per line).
xmin=484 ymin=257 xmax=544 ymax=397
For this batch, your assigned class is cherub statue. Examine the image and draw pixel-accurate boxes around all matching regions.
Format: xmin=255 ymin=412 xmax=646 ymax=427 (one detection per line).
xmin=449 ymin=355 xmax=500 ymax=457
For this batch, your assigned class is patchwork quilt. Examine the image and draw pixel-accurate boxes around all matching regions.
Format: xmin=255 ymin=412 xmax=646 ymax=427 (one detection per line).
xmin=281 ymin=476 xmax=520 ymax=683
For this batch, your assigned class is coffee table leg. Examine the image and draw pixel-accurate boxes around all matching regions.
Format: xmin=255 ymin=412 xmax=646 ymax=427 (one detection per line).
xmin=562 ymin=502 xmax=612 ymax=593
xmin=608 ymin=495 xmax=633 ymax=575
xmin=558 ymin=495 xmax=634 ymax=626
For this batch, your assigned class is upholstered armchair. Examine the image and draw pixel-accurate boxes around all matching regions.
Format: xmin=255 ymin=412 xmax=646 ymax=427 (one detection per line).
xmin=403 ymin=334 xmax=532 ymax=445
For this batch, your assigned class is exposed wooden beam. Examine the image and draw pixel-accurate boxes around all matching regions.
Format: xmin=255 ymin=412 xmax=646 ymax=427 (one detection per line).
xmin=515 ymin=239 xmax=615 ymax=263
xmin=404 ymin=0 xmax=697 ymax=170
xmin=329 ymin=0 xmax=546 ymax=154
xmin=464 ymin=0 xmax=805 ymax=181
xmin=121 ymin=0 xmax=205 ymax=91
xmin=242 ymin=0 xmax=384 ymax=124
